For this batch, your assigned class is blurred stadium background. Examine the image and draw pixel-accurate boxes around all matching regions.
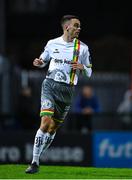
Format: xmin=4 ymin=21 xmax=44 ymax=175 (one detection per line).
xmin=0 ymin=0 xmax=132 ymax=168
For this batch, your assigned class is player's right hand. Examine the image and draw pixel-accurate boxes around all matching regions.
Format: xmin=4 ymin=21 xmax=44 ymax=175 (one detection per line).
xmin=33 ymin=58 xmax=44 ymax=67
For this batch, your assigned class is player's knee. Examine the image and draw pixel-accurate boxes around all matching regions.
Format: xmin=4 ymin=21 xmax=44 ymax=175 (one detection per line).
xmin=48 ymin=121 xmax=60 ymax=134
xmin=40 ymin=116 xmax=52 ymax=132
xmin=48 ymin=126 xmax=57 ymax=134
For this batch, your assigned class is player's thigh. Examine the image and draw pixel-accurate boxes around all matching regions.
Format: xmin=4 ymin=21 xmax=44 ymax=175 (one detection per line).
xmin=40 ymin=115 xmax=60 ymax=133
xmin=40 ymin=79 xmax=55 ymax=117
xmin=53 ymin=100 xmax=71 ymax=123
xmin=40 ymin=115 xmax=52 ymax=131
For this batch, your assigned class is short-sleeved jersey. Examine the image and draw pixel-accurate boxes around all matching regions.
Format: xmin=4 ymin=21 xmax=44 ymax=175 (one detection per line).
xmin=40 ymin=36 xmax=92 ymax=85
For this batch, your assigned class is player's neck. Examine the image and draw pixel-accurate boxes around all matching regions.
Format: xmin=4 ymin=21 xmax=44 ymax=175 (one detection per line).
xmin=62 ymin=33 xmax=74 ymax=43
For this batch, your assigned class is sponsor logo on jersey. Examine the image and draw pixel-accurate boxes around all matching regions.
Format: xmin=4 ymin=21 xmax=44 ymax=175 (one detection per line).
xmin=54 ymin=58 xmax=71 ymax=64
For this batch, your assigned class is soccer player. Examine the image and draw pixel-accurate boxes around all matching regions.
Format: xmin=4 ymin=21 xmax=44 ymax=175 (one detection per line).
xmin=25 ymin=14 xmax=92 ymax=174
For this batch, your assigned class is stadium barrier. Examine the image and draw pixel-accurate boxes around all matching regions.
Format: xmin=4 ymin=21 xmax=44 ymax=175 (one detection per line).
xmin=93 ymin=131 xmax=132 ymax=168
xmin=0 ymin=130 xmax=132 ymax=167
xmin=0 ymin=131 xmax=92 ymax=166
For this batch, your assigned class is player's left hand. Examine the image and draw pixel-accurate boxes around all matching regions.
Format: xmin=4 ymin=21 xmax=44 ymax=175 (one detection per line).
xmin=71 ymin=62 xmax=84 ymax=70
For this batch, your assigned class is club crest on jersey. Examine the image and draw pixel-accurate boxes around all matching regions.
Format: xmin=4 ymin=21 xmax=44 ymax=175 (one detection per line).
xmin=53 ymin=49 xmax=59 ymax=53
xmin=42 ymin=99 xmax=52 ymax=109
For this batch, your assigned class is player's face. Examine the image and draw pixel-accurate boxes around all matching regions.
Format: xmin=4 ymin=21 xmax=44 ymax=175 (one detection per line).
xmin=68 ymin=19 xmax=81 ymax=39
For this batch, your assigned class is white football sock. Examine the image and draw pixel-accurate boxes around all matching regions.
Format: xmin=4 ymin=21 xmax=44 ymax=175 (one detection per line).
xmin=32 ymin=129 xmax=56 ymax=165
xmin=42 ymin=132 xmax=56 ymax=154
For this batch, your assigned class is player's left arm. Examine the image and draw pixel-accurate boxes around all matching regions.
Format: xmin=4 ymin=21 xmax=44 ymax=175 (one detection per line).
xmin=71 ymin=45 xmax=92 ymax=77
xmin=71 ymin=61 xmax=84 ymax=70
xmin=81 ymin=46 xmax=92 ymax=77
xmin=38 ymin=41 xmax=51 ymax=68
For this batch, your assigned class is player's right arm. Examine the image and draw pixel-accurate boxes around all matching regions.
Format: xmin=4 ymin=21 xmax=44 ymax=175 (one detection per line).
xmin=33 ymin=41 xmax=51 ymax=68
xmin=33 ymin=58 xmax=45 ymax=67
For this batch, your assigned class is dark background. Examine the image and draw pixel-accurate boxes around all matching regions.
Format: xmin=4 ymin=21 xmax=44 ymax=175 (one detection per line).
xmin=3 ymin=0 xmax=131 ymax=72
xmin=0 ymin=1 xmax=132 ymax=168
xmin=0 ymin=0 xmax=131 ymax=132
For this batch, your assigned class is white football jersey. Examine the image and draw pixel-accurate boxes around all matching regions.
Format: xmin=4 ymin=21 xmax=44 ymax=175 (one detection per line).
xmin=40 ymin=36 xmax=92 ymax=85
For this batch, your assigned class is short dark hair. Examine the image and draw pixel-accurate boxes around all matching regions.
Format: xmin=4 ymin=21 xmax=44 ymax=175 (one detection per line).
xmin=61 ymin=15 xmax=79 ymax=28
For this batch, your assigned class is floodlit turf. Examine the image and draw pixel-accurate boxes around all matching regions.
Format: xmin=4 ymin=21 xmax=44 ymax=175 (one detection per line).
xmin=0 ymin=165 xmax=132 ymax=179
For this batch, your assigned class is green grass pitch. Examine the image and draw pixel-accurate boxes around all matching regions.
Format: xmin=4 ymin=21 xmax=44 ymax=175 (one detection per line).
xmin=0 ymin=165 xmax=132 ymax=179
